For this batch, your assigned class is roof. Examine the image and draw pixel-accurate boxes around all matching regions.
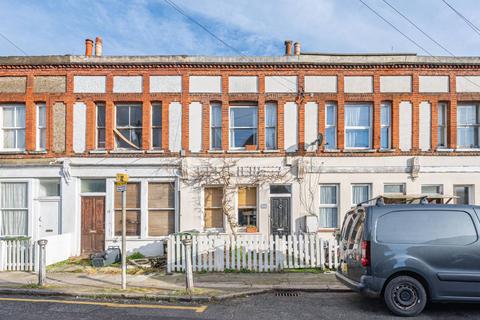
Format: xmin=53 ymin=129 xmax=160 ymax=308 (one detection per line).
xmin=2 ymin=54 xmax=480 ymax=67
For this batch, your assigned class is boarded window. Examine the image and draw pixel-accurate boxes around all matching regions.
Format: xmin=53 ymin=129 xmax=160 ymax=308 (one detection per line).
xmin=114 ymin=183 xmax=141 ymax=236
xmin=204 ymin=187 xmax=223 ymax=229
xmin=148 ymin=182 xmax=175 ymax=236
xmin=238 ymin=187 xmax=257 ymax=227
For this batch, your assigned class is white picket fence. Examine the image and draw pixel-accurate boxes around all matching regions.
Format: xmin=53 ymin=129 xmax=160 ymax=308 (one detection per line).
xmin=167 ymin=234 xmax=338 ymax=273
xmin=0 ymin=239 xmax=37 ymax=271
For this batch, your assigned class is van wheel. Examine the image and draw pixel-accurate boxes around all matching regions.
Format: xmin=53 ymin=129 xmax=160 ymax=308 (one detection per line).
xmin=383 ymin=276 xmax=427 ymax=317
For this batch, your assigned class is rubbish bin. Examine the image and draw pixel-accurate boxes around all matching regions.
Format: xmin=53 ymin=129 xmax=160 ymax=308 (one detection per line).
xmin=91 ymin=246 xmax=121 ymax=267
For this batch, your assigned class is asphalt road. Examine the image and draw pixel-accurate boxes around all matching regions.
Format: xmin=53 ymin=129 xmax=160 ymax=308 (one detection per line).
xmin=0 ymin=292 xmax=479 ymax=319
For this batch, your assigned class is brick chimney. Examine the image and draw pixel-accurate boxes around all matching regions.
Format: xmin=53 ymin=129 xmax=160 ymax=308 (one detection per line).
xmin=294 ymin=41 xmax=301 ymax=56
xmin=95 ymin=36 xmax=103 ymax=56
xmin=284 ymin=40 xmax=293 ymax=56
xmin=85 ymin=39 xmax=93 ymax=57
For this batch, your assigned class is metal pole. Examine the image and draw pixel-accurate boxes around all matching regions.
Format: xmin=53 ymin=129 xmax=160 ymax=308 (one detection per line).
xmin=37 ymin=239 xmax=48 ymax=286
xmin=182 ymin=237 xmax=194 ymax=294
xmin=121 ymin=189 xmax=127 ymax=290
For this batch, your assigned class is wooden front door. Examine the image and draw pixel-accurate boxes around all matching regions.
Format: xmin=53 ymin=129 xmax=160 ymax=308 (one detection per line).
xmin=81 ymin=196 xmax=105 ymax=255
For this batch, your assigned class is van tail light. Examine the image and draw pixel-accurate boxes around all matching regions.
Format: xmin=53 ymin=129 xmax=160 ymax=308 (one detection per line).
xmin=361 ymin=240 xmax=370 ymax=267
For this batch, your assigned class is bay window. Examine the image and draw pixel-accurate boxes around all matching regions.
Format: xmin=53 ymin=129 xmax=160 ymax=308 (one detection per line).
xmin=457 ymin=104 xmax=479 ymax=148
xmin=37 ymin=104 xmax=46 ymax=150
xmin=345 ymin=104 xmax=372 ymax=149
xmin=265 ymin=102 xmax=277 ymax=150
xmin=437 ymin=102 xmax=448 ymax=148
xmin=210 ymin=103 xmax=222 ymax=150
xmin=319 ymin=184 xmax=338 ymax=228
xmin=151 ymin=103 xmax=162 ymax=149
xmin=237 ymin=186 xmax=257 ymax=227
xmin=380 ymin=102 xmax=391 ymax=149
xmin=204 ymin=187 xmax=224 ymax=229
xmin=148 ymin=182 xmax=175 ymax=236
xmin=0 ymin=104 xmax=25 ymax=150
xmin=229 ymin=106 xmax=258 ymax=149
xmin=325 ymin=103 xmax=337 ymax=150
xmin=115 ymin=104 xmax=142 ymax=149
xmin=1 ymin=182 xmax=28 ymax=236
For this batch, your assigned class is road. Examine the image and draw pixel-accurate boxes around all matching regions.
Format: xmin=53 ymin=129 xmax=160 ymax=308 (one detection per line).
xmin=0 ymin=292 xmax=479 ymax=319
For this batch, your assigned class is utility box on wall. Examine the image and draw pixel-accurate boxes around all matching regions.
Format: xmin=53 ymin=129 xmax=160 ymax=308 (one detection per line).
xmin=305 ymin=215 xmax=318 ymax=233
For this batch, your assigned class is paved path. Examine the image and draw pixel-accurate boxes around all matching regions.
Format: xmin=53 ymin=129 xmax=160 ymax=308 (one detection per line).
xmin=1 ymin=292 xmax=480 ymax=319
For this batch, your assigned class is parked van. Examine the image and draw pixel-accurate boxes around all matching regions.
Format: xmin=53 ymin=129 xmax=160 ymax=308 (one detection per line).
xmin=336 ymin=200 xmax=480 ymax=316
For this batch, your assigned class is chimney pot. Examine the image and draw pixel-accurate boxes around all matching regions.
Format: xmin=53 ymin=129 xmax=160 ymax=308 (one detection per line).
xmin=85 ymin=38 xmax=93 ymax=57
xmin=284 ymin=40 xmax=293 ymax=56
xmin=95 ymin=36 xmax=103 ymax=56
xmin=294 ymin=42 xmax=301 ymax=56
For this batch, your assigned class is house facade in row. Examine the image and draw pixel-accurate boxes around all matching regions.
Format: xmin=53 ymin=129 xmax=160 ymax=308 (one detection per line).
xmin=1 ymin=40 xmax=480 ymax=256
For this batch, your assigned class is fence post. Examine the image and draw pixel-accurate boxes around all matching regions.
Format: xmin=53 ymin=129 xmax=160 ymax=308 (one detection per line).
xmin=37 ymin=239 xmax=48 ymax=286
xmin=0 ymin=241 xmax=4 ymax=271
xmin=182 ymin=237 xmax=194 ymax=294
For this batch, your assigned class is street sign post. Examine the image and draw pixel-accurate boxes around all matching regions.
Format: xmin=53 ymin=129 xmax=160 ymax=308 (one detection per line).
xmin=115 ymin=173 xmax=128 ymax=290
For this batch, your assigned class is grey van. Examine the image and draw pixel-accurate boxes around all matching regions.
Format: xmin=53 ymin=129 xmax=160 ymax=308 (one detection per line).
xmin=336 ymin=201 xmax=480 ymax=317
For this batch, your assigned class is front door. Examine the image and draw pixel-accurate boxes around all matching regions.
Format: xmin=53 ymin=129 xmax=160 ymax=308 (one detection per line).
xmin=38 ymin=199 xmax=61 ymax=238
xmin=81 ymin=196 xmax=105 ymax=255
xmin=270 ymin=197 xmax=291 ymax=236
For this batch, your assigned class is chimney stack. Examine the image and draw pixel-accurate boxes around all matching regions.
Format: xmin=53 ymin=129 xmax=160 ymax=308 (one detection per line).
xmin=294 ymin=41 xmax=301 ymax=56
xmin=95 ymin=36 xmax=103 ymax=56
xmin=85 ymin=38 xmax=93 ymax=57
xmin=284 ymin=40 xmax=293 ymax=56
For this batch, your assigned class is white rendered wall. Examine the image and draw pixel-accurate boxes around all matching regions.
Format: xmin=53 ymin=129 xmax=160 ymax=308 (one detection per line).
xmin=189 ymin=76 xmax=221 ymax=93
xmin=304 ymin=76 xmax=337 ymax=93
xmin=169 ymin=102 xmax=182 ymax=152
xmin=344 ymin=76 xmax=373 ymax=93
xmin=380 ymin=76 xmax=412 ymax=93
xmin=419 ymin=76 xmax=449 ymax=93
xmin=304 ymin=102 xmax=318 ymax=151
xmin=73 ymin=102 xmax=86 ymax=153
xmin=228 ymin=76 xmax=258 ymax=93
xmin=399 ymin=101 xmax=412 ymax=151
xmin=284 ymin=102 xmax=298 ymax=152
xmin=456 ymin=76 xmax=480 ymax=93
xmin=265 ymin=76 xmax=297 ymax=93
xmin=73 ymin=76 xmax=106 ymax=93
xmin=189 ymin=102 xmax=203 ymax=152
xmin=150 ymin=76 xmax=182 ymax=93
xmin=113 ymin=76 xmax=143 ymax=93
xmin=419 ymin=101 xmax=431 ymax=151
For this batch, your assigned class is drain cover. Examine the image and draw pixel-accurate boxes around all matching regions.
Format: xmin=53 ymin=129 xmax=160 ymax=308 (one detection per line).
xmin=275 ymin=291 xmax=300 ymax=297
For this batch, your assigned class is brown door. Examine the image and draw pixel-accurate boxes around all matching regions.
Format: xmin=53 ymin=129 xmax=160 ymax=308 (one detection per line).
xmin=81 ymin=196 xmax=105 ymax=255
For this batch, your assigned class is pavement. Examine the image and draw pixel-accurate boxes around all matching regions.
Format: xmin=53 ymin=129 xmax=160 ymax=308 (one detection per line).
xmin=1 ymin=292 xmax=480 ymax=319
xmin=0 ymin=270 xmax=348 ymax=301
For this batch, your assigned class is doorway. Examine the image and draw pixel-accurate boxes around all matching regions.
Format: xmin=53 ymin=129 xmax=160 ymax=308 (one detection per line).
xmin=81 ymin=196 xmax=105 ymax=254
xmin=270 ymin=197 xmax=291 ymax=236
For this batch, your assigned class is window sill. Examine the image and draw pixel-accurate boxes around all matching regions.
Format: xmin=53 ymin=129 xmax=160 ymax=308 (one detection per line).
xmin=89 ymin=150 xmax=108 ymax=154
xmin=0 ymin=150 xmax=26 ymax=155
xmin=378 ymin=148 xmax=396 ymax=153
xmin=207 ymin=150 xmax=224 ymax=154
xmin=323 ymin=149 xmax=340 ymax=153
xmin=146 ymin=150 xmax=165 ymax=154
xmin=455 ymin=148 xmax=480 ymax=152
xmin=436 ymin=148 xmax=454 ymax=152
xmin=263 ymin=149 xmax=280 ymax=153
xmin=343 ymin=149 xmax=376 ymax=153
xmin=28 ymin=150 xmax=47 ymax=154
xmin=110 ymin=150 xmax=145 ymax=154
xmin=226 ymin=150 xmax=261 ymax=154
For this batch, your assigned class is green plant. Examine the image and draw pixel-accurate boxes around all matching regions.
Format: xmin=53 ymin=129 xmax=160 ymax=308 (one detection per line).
xmin=127 ymin=252 xmax=145 ymax=260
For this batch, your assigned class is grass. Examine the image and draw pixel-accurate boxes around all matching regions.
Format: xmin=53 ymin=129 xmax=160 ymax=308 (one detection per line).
xmin=282 ymin=267 xmax=325 ymax=274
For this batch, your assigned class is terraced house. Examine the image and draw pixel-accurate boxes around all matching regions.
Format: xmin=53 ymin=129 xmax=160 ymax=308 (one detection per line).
xmin=1 ymin=38 xmax=480 ymax=257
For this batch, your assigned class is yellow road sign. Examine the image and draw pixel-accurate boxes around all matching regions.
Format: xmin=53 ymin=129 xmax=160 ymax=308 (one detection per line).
xmin=115 ymin=173 xmax=129 ymax=186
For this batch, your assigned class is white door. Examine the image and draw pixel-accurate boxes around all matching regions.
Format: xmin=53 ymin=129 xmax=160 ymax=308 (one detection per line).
xmin=38 ymin=200 xmax=61 ymax=238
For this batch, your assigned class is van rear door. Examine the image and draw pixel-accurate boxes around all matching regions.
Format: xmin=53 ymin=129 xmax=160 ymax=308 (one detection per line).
xmin=339 ymin=208 xmax=366 ymax=282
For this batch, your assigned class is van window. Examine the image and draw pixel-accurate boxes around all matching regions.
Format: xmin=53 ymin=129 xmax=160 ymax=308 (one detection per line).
xmin=341 ymin=212 xmax=357 ymax=241
xmin=376 ymin=210 xmax=478 ymax=245
xmin=348 ymin=214 xmax=365 ymax=249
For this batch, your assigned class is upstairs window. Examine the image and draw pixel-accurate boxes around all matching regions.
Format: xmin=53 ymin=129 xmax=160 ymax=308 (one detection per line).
xmin=437 ymin=102 xmax=448 ymax=148
xmin=151 ymin=103 xmax=162 ymax=149
xmin=0 ymin=104 xmax=25 ymax=150
xmin=345 ymin=104 xmax=372 ymax=149
xmin=96 ymin=104 xmax=106 ymax=149
xmin=210 ymin=103 xmax=222 ymax=150
xmin=37 ymin=103 xmax=46 ymax=150
xmin=115 ymin=104 xmax=142 ymax=149
xmin=265 ymin=102 xmax=277 ymax=150
xmin=457 ymin=104 xmax=479 ymax=149
xmin=325 ymin=103 xmax=337 ymax=150
xmin=229 ymin=105 xmax=258 ymax=149
xmin=380 ymin=102 xmax=391 ymax=149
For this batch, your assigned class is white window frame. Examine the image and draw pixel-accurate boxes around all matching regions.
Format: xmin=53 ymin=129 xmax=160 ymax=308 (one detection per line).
xmin=351 ymin=183 xmax=372 ymax=206
xmin=210 ymin=103 xmax=222 ymax=150
xmin=421 ymin=184 xmax=443 ymax=195
xmin=151 ymin=103 xmax=162 ymax=150
xmin=325 ymin=102 xmax=337 ymax=150
xmin=457 ymin=103 xmax=480 ymax=149
xmin=319 ymin=184 xmax=339 ymax=229
xmin=344 ymin=103 xmax=372 ymax=150
xmin=380 ymin=102 xmax=391 ymax=150
xmin=453 ymin=184 xmax=474 ymax=204
xmin=0 ymin=181 xmax=29 ymax=237
xmin=96 ymin=103 xmax=106 ymax=150
xmin=437 ymin=102 xmax=448 ymax=148
xmin=383 ymin=183 xmax=406 ymax=195
xmin=36 ymin=103 xmax=46 ymax=151
xmin=0 ymin=104 xmax=26 ymax=151
xmin=114 ymin=103 xmax=143 ymax=150
xmin=265 ymin=102 xmax=277 ymax=150
xmin=229 ymin=105 xmax=258 ymax=150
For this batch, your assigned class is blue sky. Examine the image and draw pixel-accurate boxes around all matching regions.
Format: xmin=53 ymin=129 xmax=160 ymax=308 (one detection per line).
xmin=1 ymin=0 xmax=480 ymax=57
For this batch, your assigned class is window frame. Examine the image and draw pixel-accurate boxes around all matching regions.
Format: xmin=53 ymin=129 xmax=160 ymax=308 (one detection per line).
xmin=319 ymin=184 xmax=339 ymax=229
xmin=351 ymin=183 xmax=372 ymax=206
xmin=380 ymin=102 xmax=391 ymax=150
xmin=265 ymin=102 xmax=278 ymax=150
xmin=151 ymin=103 xmax=162 ymax=150
xmin=457 ymin=103 xmax=480 ymax=149
xmin=236 ymin=186 xmax=258 ymax=229
xmin=453 ymin=184 xmax=474 ymax=205
xmin=229 ymin=105 xmax=258 ymax=150
xmin=203 ymin=186 xmax=224 ymax=230
xmin=36 ymin=103 xmax=47 ymax=151
xmin=210 ymin=103 xmax=222 ymax=150
xmin=147 ymin=181 xmax=175 ymax=237
xmin=96 ymin=103 xmax=106 ymax=150
xmin=0 ymin=104 xmax=26 ymax=151
xmin=325 ymin=102 xmax=337 ymax=150
xmin=383 ymin=183 xmax=406 ymax=195
xmin=344 ymin=103 xmax=372 ymax=150
xmin=0 ymin=181 xmax=29 ymax=237
xmin=114 ymin=103 xmax=143 ymax=150
xmin=437 ymin=102 xmax=448 ymax=148
xmin=421 ymin=184 xmax=443 ymax=195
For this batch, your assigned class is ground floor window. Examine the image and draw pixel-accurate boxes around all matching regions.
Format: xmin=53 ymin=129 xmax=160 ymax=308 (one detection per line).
xmin=454 ymin=185 xmax=473 ymax=204
xmin=148 ymin=182 xmax=175 ymax=236
xmin=319 ymin=184 xmax=338 ymax=228
xmin=421 ymin=185 xmax=443 ymax=195
xmin=81 ymin=179 xmax=106 ymax=193
xmin=0 ymin=182 xmax=28 ymax=236
xmin=383 ymin=183 xmax=405 ymax=195
xmin=352 ymin=184 xmax=371 ymax=206
xmin=237 ymin=186 xmax=257 ymax=227
xmin=114 ymin=183 xmax=141 ymax=236
xmin=204 ymin=187 xmax=224 ymax=229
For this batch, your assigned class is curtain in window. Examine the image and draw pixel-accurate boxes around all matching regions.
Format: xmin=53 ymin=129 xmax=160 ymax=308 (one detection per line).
xmin=352 ymin=185 xmax=369 ymax=205
xmin=457 ymin=105 xmax=476 ymax=125
xmin=345 ymin=105 xmax=370 ymax=127
xmin=319 ymin=208 xmax=337 ymax=228
xmin=265 ymin=103 xmax=277 ymax=149
xmin=320 ymin=186 xmax=336 ymax=204
xmin=1 ymin=182 xmax=28 ymax=236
